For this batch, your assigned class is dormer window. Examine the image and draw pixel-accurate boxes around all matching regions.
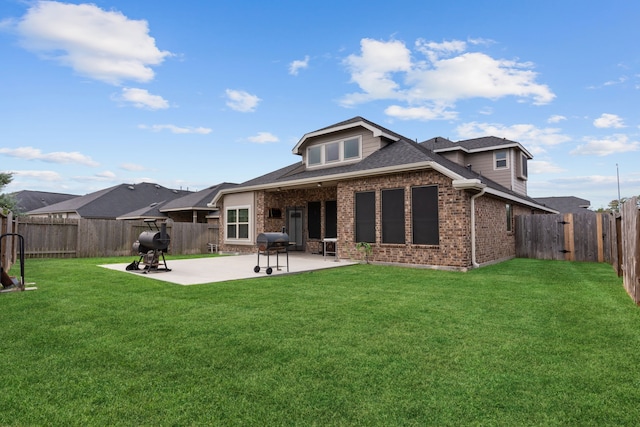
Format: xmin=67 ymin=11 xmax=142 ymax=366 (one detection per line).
xmin=306 ymin=136 xmax=362 ymax=167
xmin=495 ymin=150 xmax=508 ymax=169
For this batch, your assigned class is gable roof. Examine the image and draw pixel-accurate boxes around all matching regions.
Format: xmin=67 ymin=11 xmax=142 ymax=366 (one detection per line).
xmin=26 ymin=182 xmax=192 ymax=219
xmin=292 ymin=116 xmax=402 ymax=155
xmin=11 ymin=190 xmax=79 ymax=213
xmin=211 ymin=118 xmax=554 ymax=212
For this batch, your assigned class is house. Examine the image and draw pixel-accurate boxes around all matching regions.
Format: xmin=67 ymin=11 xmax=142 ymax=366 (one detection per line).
xmin=533 ymin=196 xmax=593 ymax=214
xmin=116 ymin=182 xmax=237 ymax=223
xmin=26 ymin=182 xmax=192 ymax=220
xmin=11 ymin=190 xmax=79 ymax=214
xmin=208 ymin=116 xmax=556 ymax=270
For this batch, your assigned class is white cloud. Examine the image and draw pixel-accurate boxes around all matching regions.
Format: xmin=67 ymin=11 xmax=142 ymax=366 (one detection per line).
xmin=340 ymin=37 xmax=555 ymax=116
xmin=455 ymin=122 xmax=571 ymax=155
xmin=0 ymin=146 xmax=99 ymax=167
xmin=341 ymin=38 xmax=412 ymax=106
xmin=247 ymin=132 xmax=279 ymax=144
xmin=120 ymin=163 xmax=145 ymax=171
xmin=11 ymin=170 xmax=63 ymax=181
xmin=118 ymin=88 xmax=169 ymax=110
xmin=528 ymin=160 xmax=566 ymax=174
xmin=548 ymin=115 xmax=567 ymax=123
xmin=289 ymin=55 xmax=309 ymax=75
xmin=593 ymin=113 xmax=625 ymax=129
xmin=95 ymin=170 xmax=116 ymax=179
xmin=138 ymin=124 xmax=212 ymax=134
xmin=12 ymin=1 xmax=171 ymax=85
xmin=385 ymin=105 xmax=457 ymax=121
xmin=571 ymin=134 xmax=640 ymax=156
xmin=225 ymin=89 xmax=261 ymax=112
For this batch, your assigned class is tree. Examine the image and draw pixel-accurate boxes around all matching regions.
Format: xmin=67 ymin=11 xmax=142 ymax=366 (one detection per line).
xmin=0 ymin=172 xmax=18 ymax=214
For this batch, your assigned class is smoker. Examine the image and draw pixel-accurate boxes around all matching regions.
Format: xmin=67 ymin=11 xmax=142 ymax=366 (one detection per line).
xmin=127 ymin=219 xmax=171 ymax=273
xmin=254 ymin=230 xmax=290 ymax=275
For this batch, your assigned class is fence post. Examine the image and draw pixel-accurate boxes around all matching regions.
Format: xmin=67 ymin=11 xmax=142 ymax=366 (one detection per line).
xmin=621 ymin=197 xmax=640 ymax=304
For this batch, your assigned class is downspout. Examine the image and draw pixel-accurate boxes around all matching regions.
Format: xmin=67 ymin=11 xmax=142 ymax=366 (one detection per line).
xmin=470 ymin=188 xmax=486 ymax=268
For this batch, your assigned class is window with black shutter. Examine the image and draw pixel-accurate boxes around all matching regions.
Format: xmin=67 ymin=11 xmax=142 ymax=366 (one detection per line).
xmin=412 ymin=186 xmax=439 ymax=245
xmin=325 ymin=200 xmax=337 ymax=238
xmin=382 ymin=188 xmax=405 ymax=244
xmin=308 ymin=201 xmax=321 ymax=239
xmin=355 ymin=191 xmax=375 ymax=243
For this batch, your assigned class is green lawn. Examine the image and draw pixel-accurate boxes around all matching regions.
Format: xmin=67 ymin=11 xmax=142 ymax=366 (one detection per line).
xmin=1 ymin=257 xmax=639 ymax=426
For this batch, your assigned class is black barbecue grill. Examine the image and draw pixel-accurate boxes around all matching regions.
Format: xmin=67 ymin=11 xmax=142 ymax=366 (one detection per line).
xmin=127 ymin=219 xmax=171 ymax=273
xmin=254 ymin=231 xmax=290 ymax=275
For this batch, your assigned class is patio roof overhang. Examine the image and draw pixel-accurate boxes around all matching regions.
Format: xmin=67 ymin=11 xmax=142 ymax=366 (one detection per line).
xmin=208 ymin=161 xmax=467 ymax=207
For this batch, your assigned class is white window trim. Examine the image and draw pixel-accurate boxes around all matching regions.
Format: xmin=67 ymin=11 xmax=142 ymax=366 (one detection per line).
xmin=494 ymin=150 xmax=509 ymax=170
xmin=225 ymin=205 xmax=252 ymax=244
xmin=306 ymin=136 xmax=362 ymax=168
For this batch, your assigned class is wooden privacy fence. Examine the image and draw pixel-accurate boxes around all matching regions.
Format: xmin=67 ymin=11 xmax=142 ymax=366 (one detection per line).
xmin=11 ymin=217 xmax=218 ymax=258
xmin=515 ymin=212 xmax=613 ymax=263
xmin=620 ymin=197 xmax=640 ymax=304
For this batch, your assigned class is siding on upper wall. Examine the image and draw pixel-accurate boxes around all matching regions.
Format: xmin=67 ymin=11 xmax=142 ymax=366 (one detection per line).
xmin=464 ymin=148 xmax=527 ymax=196
xmin=441 ymin=151 xmax=467 ymax=166
xmin=300 ymin=127 xmax=386 ymax=166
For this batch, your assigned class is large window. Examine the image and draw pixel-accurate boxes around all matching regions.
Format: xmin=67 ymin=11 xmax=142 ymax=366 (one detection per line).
xmin=226 ymin=206 xmax=250 ymax=240
xmin=412 ymin=186 xmax=439 ymax=245
xmin=355 ymin=191 xmax=375 ymax=243
xmin=306 ymin=136 xmax=361 ymax=167
xmin=382 ymin=189 xmax=405 ymax=244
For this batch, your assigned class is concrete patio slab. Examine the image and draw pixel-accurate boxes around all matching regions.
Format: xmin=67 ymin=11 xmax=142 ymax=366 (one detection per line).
xmin=100 ymin=253 xmax=358 ymax=285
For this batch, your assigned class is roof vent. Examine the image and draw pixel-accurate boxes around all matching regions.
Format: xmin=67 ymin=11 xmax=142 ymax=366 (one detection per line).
xmin=155 ymin=184 xmax=160 ymax=189
xmin=128 ymin=185 xmax=135 ymax=190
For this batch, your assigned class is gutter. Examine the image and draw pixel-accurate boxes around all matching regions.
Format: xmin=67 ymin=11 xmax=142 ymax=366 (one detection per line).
xmin=453 ymin=179 xmax=486 ymax=269
xmin=470 ymin=188 xmax=486 ymax=268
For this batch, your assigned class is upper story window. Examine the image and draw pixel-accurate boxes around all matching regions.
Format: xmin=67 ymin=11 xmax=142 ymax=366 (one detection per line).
xmin=518 ymin=153 xmax=528 ymax=179
xmin=495 ymin=150 xmax=508 ymax=169
xmin=307 ymin=136 xmax=361 ymax=167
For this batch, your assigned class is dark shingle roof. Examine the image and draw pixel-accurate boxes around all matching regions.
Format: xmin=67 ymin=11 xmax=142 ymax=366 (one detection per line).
xmin=26 ymin=182 xmax=192 ymax=219
xmin=421 ymin=136 xmax=533 ymax=158
xmin=161 ymin=182 xmax=238 ymax=211
xmin=12 ymin=190 xmax=79 ymax=213
xmin=235 ymin=120 xmax=547 ymax=211
xmin=533 ymin=196 xmax=593 ymax=213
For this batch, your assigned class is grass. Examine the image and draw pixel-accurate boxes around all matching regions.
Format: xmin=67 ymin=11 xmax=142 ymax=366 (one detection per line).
xmin=1 ymin=256 xmax=639 ymax=426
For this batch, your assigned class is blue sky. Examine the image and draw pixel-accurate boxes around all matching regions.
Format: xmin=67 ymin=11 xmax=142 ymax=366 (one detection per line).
xmin=1 ymin=0 xmax=639 ymax=210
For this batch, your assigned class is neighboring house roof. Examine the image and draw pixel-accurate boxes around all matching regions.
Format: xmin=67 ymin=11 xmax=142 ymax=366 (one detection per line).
xmin=160 ymin=182 xmax=237 ymax=212
xmin=116 ymin=200 xmax=171 ymax=221
xmin=117 ymin=182 xmax=238 ymax=220
xmin=533 ymin=196 xmax=592 ymax=213
xmin=11 ymin=190 xmax=79 ymax=213
xmin=26 ymin=182 xmax=192 ymax=219
xmin=211 ymin=117 xmax=555 ymax=213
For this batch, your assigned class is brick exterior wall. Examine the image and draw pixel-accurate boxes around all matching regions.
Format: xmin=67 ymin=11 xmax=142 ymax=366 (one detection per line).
xmin=337 ymin=170 xmax=473 ymax=269
xmin=218 ymin=170 xmax=545 ymax=269
xmin=474 ymin=197 xmax=541 ymax=265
